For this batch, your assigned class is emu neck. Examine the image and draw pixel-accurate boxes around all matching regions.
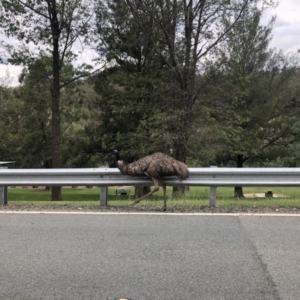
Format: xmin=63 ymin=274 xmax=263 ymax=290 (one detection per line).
xmin=114 ymin=152 xmax=120 ymax=161
xmin=117 ymin=160 xmax=129 ymax=175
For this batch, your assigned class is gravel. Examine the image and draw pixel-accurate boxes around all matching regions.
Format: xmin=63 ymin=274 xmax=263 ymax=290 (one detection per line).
xmin=1 ymin=203 xmax=300 ymax=214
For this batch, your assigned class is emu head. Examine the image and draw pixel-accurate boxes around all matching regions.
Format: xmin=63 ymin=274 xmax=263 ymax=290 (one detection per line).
xmin=112 ymin=150 xmax=128 ymax=174
xmin=112 ymin=149 xmax=120 ymax=161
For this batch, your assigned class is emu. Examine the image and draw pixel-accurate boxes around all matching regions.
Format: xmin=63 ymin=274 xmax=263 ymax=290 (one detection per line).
xmin=112 ymin=150 xmax=189 ymax=210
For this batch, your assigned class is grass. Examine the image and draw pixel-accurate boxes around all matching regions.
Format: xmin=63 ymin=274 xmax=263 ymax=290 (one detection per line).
xmin=4 ymin=186 xmax=300 ymax=209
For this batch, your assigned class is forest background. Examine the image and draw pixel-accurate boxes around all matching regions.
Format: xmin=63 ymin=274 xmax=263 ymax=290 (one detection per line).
xmin=1 ymin=0 xmax=300 ymax=200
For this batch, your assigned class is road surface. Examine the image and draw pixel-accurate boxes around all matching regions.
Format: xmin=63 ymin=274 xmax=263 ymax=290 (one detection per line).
xmin=0 ymin=212 xmax=300 ymax=300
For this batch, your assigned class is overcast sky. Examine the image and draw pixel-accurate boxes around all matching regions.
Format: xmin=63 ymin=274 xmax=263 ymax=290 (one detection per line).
xmin=265 ymin=0 xmax=300 ymax=53
xmin=1 ymin=0 xmax=300 ymax=87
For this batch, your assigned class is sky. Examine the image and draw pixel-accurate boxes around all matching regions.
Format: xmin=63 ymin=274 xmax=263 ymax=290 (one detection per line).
xmin=264 ymin=0 xmax=300 ymax=53
xmin=0 ymin=0 xmax=300 ymax=87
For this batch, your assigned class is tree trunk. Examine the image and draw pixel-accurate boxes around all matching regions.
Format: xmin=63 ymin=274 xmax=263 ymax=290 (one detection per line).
xmin=172 ymin=140 xmax=187 ymax=198
xmin=234 ymin=154 xmax=244 ymax=198
xmin=172 ymin=186 xmax=185 ymax=198
xmin=234 ymin=186 xmax=244 ymax=198
xmin=50 ymin=5 xmax=62 ymax=201
xmin=135 ymin=186 xmax=151 ymax=199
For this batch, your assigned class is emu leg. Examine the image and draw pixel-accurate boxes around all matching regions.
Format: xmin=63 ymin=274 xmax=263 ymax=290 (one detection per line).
xmin=156 ymin=178 xmax=167 ymax=210
xmin=130 ymin=177 xmax=159 ymax=206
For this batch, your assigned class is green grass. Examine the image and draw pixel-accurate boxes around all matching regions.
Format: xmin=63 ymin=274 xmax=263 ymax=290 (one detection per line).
xmin=4 ymin=186 xmax=300 ymax=209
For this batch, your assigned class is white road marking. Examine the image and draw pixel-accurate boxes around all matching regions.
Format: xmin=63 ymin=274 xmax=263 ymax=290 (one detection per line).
xmin=0 ymin=210 xmax=300 ymax=217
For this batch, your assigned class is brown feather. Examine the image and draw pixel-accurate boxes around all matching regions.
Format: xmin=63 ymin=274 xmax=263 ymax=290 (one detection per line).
xmin=113 ymin=150 xmax=189 ymax=210
xmin=116 ymin=152 xmax=189 ymax=180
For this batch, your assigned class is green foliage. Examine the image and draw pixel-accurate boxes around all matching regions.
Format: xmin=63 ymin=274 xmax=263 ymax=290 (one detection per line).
xmin=7 ymin=186 xmax=300 ymax=209
xmin=0 ymin=85 xmax=22 ymax=161
xmin=0 ymin=0 xmax=99 ymax=199
xmin=0 ymin=57 xmax=102 ymax=168
xmin=1 ymin=0 xmax=299 ymax=174
xmin=205 ymin=5 xmax=300 ymax=168
xmin=95 ymin=0 xmax=267 ymax=163
xmin=92 ymin=68 xmax=172 ymax=162
xmin=60 ymin=80 xmax=103 ymax=167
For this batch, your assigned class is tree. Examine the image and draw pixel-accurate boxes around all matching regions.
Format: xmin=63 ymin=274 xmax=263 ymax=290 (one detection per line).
xmin=61 ymin=79 xmax=103 ymax=168
xmin=265 ymin=68 xmax=300 ymax=168
xmin=117 ymin=0 xmax=272 ymax=162
xmin=95 ymin=0 xmax=183 ymax=196
xmin=206 ymin=5 xmax=300 ymax=196
xmin=0 ymin=57 xmax=101 ymax=170
xmin=0 ymin=0 xmax=97 ymax=199
xmin=95 ymin=0 xmax=173 ymax=155
xmin=95 ymin=0 xmax=278 ymax=160
xmin=95 ymin=0 xmax=276 ymax=196
xmin=16 ymin=56 xmax=79 ymax=168
xmin=0 ymin=71 xmax=17 ymax=161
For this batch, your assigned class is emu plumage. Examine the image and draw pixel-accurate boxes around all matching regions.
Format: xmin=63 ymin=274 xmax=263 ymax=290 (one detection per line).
xmin=113 ymin=150 xmax=189 ymax=210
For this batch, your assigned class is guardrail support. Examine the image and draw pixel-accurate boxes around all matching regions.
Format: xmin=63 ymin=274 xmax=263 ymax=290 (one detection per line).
xmin=99 ymin=167 xmax=108 ymax=207
xmin=100 ymin=187 xmax=108 ymax=206
xmin=0 ymin=166 xmax=8 ymax=205
xmin=209 ymin=186 xmax=217 ymax=207
xmin=209 ymin=166 xmax=217 ymax=207
xmin=0 ymin=186 xmax=7 ymax=205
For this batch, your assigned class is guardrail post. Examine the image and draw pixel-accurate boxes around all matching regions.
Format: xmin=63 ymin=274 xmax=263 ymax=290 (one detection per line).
xmin=99 ymin=167 xmax=108 ymax=207
xmin=209 ymin=186 xmax=217 ymax=207
xmin=100 ymin=187 xmax=108 ymax=206
xmin=0 ymin=186 xmax=8 ymax=205
xmin=209 ymin=166 xmax=217 ymax=207
xmin=0 ymin=166 xmax=8 ymax=205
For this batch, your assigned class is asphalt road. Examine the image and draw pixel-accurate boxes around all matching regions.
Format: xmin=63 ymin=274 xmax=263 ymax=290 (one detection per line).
xmin=0 ymin=213 xmax=300 ymax=300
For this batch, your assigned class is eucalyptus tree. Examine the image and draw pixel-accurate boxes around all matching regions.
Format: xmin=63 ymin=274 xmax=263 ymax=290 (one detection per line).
xmin=0 ymin=0 xmax=98 ymax=199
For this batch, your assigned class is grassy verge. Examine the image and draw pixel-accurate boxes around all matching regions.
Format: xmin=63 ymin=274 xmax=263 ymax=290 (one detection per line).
xmin=4 ymin=186 xmax=300 ymax=209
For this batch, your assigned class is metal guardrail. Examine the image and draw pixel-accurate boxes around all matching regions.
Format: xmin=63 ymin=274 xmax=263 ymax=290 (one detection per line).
xmin=1 ymin=167 xmax=300 ymax=206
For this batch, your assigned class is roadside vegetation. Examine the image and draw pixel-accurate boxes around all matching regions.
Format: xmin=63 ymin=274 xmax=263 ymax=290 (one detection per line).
xmin=1 ymin=1 xmax=300 ymax=205
xmin=6 ymin=187 xmax=300 ymax=210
